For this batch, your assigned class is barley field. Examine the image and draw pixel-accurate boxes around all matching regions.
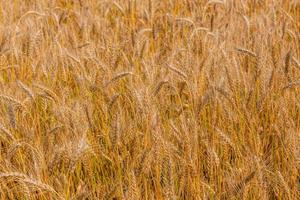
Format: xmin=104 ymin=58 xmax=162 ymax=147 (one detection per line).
xmin=0 ymin=0 xmax=299 ymax=199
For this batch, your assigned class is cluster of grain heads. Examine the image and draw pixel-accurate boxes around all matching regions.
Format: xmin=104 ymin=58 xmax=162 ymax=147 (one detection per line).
xmin=0 ymin=0 xmax=298 ymax=199
xmin=0 ymin=172 xmax=64 ymax=200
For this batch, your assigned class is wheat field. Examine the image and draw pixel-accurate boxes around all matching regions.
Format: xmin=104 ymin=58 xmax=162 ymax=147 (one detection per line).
xmin=0 ymin=0 xmax=299 ymax=199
